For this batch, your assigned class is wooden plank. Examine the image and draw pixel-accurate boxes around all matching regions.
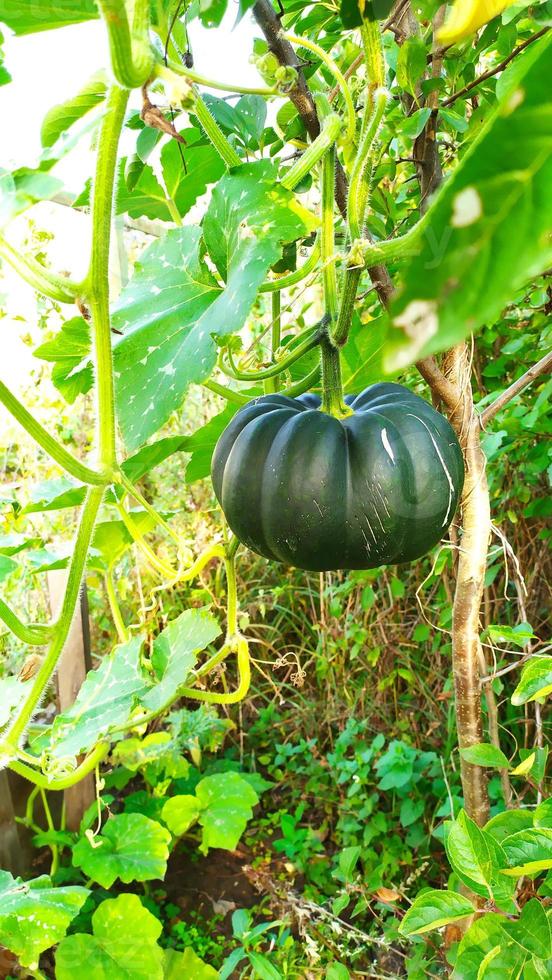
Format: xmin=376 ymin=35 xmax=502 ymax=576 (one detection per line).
xmin=48 ymin=572 xmax=95 ymax=831
xmin=0 ymin=770 xmax=28 ymax=875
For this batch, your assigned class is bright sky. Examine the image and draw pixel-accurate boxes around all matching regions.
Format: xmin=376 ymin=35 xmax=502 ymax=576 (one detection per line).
xmin=0 ymin=9 xmax=260 ymax=404
xmin=0 ymin=8 xmax=259 ymax=176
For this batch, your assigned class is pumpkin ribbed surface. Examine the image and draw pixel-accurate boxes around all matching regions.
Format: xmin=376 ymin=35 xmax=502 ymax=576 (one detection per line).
xmin=211 ymin=383 xmax=464 ymax=571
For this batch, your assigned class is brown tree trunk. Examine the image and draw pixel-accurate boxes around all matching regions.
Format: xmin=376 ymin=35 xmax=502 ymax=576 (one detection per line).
xmin=443 ymin=345 xmax=491 ymax=825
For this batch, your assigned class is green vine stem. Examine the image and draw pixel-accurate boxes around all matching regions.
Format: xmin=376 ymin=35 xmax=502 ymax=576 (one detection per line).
xmin=203 ymin=379 xmax=249 ymax=405
xmin=332 ymin=87 xmax=389 ymax=348
xmin=319 ymin=147 xmax=350 ymax=417
xmin=4 ymin=76 xmax=129 ymax=766
xmin=283 ymin=364 xmax=321 ymax=398
xmin=0 ymin=598 xmax=52 ymax=645
xmin=84 ymin=84 xmax=130 ymax=473
xmin=4 ymin=486 xmax=104 ymax=752
xmin=0 ymin=379 xmax=106 ymax=485
xmin=105 ymin=567 xmax=130 ymax=643
xmin=0 ymin=237 xmax=81 ymax=304
xmin=8 ymin=743 xmax=109 ymax=791
xmin=220 ymin=327 xmax=321 ymax=382
xmin=116 ymin=500 xmax=177 ymax=580
xmin=280 ymin=114 xmax=343 ymax=191
xmin=188 ymin=89 xmax=242 ymax=169
xmin=321 ymin=148 xmax=338 ymax=323
xmin=361 ymin=19 xmax=386 ymax=91
xmin=283 ymin=32 xmax=356 ymax=144
xmin=264 ymin=291 xmax=282 ymax=394
xmin=97 ymin=0 xmax=153 ymax=88
xmin=347 ymin=87 xmax=389 ymax=243
xmin=117 ymin=469 xmax=182 ymax=549
xmin=260 ymin=237 xmax=320 ymax=292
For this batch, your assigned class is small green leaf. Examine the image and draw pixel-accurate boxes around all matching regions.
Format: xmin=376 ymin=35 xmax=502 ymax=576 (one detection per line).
xmin=460 ymin=743 xmax=509 ymax=769
xmin=399 ymin=889 xmax=475 ymax=936
xmin=41 ymin=71 xmax=107 ymax=148
xmin=33 ymin=317 xmax=93 ymax=404
xmin=501 ymin=828 xmax=552 ymax=877
xmin=56 ymin=893 xmax=164 ymax=980
xmin=454 ymin=913 xmax=526 ymax=979
xmin=512 ymin=657 xmax=552 ymax=705
xmin=396 ymin=36 xmax=427 ymax=99
xmin=485 ymin=809 xmax=534 ymax=843
xmin=0 ymin=871 xmax=88 ymax=970
xmin=141 ymin=608 xmax=221 ymax=714
xmin=72 ymin=814 xmax=171 ymax=888
xmin=446 ymin=810 xmax=495 ymax=895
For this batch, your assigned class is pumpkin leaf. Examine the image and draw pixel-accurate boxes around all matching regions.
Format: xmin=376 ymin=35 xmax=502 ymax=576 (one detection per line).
xmin=41 ymin=71 xmax=107 ymax=148
xmin=72 ymin=814 xmax=171 ymax=888
xmin=114 ymin=163 xmax=315 ymax=449
xmin=196 ymin=772 xmax=259 ymax=853
xmin=141 ymin=608 xmax=221 ymax=714
xmin=56 ymin=893 xmax=164 ymax=980
xmin=0 ymin=871 xmax=88 ymax=970
xmin=383 ymin=33 xmax=552 ymax=372
xmin=0 ymin=0 xmax=98 ymax=35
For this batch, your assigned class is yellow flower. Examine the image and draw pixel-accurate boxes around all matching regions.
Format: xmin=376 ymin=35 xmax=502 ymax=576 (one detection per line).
xmin=438 ymin=0 xmax=517 ymax=45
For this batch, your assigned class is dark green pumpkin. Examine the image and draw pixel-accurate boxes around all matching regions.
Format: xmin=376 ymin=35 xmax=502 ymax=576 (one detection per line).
xmin=211 ymin=383 xmax=464 ymax=571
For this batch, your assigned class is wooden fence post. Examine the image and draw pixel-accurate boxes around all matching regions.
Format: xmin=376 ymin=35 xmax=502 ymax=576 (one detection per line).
xmin=48 ymin=572 xmax=95 ymax=830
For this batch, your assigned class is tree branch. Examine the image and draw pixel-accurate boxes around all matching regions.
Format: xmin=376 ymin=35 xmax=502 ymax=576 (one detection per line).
xmin=442 ymin=27 xmax=548 ymax=108
xmin=480 ymin=349 xmax=552 ymax=426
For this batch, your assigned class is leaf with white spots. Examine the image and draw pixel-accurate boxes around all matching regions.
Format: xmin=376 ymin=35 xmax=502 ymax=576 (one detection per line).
xmin=0 ymin=870 xmax=88 ymax=970
xmin=195 ymin=771 xmax=259 ymax=854
xmin=384 ymin=33 xmax=552 ymax=372
xmin=56 ymin=893 xmax=164 ymax=980
xmin=42 ymin=610 xmax=220 ymax=760
xmin=113 ymin=162 xmax=316 ymax=450
xmin=72 ymin=813 xmax=171 ymax=888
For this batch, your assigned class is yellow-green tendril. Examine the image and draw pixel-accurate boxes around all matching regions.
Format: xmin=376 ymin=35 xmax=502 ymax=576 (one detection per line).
xmin=0 ymin=237 xmax=81 ymax=304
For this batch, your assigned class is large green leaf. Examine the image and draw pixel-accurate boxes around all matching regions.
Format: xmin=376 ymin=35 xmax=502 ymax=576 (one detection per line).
xmin=56 ymin=893 xmax=164 ymax=980
xmin=72 ymin=813 xmax=171 ymax=888
xmin=0 ymin=871 xmax=88 ymax=970
xmin=47 ymin=635 xmax=147 ymax=758
xmin=398 ymin=889 xmax=475 ymax=936
xmin=500 ymin=898 xmax=552 ymax=959
xmin=0 ymin=676 xmax=28 ymax=728
xmin=512 ymin=657 xmax=552 ymax=705
xmin=141 ymin=608 xmax=221 ymax=714
xmin=0 ymin=0 xmax=98 ymax=34
xmin=384 ymin=33 xmax=552 ymax=372
xmin=454 ymin=913 xmax=527 ymax=980
xmin=44 ymin=609 xmax=220 ymax=760
xmin=114 ymin=162 xmax=315 ymax=449
xmin=112 ymin=226 xmax=220 ymax=449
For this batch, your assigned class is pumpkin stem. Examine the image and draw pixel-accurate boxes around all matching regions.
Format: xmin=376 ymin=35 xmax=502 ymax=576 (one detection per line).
xmin=320 ymin=335 xmax=352 ymax=418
